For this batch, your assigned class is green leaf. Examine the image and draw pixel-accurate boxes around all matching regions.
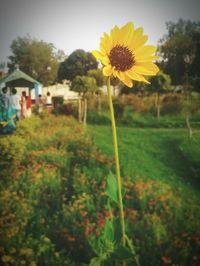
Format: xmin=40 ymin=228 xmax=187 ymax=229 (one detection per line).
xmin=103 ymin=219 xmax=114 ymax=242
xmin=112 ymin=245 xmax=133 ymax=260
xmin=106 ymin=171 xmax=118 ymax=204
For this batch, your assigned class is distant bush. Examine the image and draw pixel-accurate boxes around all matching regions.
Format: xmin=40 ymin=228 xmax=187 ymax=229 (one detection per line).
xmin=113 ymin=99 xmax=124 ymax=119
xmin=52 ymin=103 xmax=77 ymax=116
xmin=52 ymin=96 xmax=64 ymax=107
xmin=188 ymin=95 xmax=200 ymax=115
xmin=121 ymin=106 xmax=189 ymax=128
xmin=0 ymin=135 xmax=26 ymax=176
xmin=161 ymin=94 xmax=183 ymax=115
xmin=122 ymin=94 xmax=145 ymax=112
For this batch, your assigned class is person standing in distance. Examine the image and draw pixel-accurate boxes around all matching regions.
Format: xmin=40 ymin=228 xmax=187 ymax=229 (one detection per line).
xmin=10 ymin=88 xmax=21 ymax=120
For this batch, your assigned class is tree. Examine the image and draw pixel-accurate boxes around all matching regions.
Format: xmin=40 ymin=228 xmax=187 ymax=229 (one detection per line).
xmin=0 ymin=62 xmax=6 ymax=79
xmin=71 ymin=75 xmax=97 ymax=95
xmin=87 ymin=68 xmax=105 ymax=88
xmin=8 ymin=36 xmax=62 ymax=85
xmin=57 ymin=49 xmax=98 ymax=82
xmin=148 ymin=71 xmax=172 ymax=119
xmin=71 ymin=75 xmax=97 ymax=126
xmin=87 ymin=68 xmax=106 ymax=113
xmin=158 ymin=19 xmax=200 ymax=88
xmin=55 ymin=49 xmax=67 ymax=63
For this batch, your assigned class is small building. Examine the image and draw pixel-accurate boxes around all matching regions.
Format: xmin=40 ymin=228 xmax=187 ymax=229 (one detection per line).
xmin=0 ymin=66 xmax=42 ymax=100
xmin=42 ymin=81 xmax=79 ymax=101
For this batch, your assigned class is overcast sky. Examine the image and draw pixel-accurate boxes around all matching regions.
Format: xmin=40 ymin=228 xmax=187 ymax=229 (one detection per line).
xmin=0 ymin=0 xmax=200 ymax=64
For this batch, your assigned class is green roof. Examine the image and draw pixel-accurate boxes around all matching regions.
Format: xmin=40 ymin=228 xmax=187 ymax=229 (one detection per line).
xmin=0 ymin=68 xmax=41 ymax=88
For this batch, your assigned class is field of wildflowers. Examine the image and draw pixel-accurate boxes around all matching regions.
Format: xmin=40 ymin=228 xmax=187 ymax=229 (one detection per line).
xmin=0 ymin=114 xmax=200 ymax=265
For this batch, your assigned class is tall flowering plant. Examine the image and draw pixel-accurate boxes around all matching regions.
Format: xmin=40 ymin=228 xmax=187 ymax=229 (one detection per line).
xmin=92 ymin=22 xmax=159 ymax=265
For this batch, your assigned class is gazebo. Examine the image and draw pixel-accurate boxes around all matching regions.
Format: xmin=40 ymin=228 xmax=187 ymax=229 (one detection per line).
xmin=0 ymin=66 xmax=42 ymax=99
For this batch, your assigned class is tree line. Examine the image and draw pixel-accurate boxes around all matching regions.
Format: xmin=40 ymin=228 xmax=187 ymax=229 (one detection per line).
xmin=0 ymin=18 xmax=200 ymax=94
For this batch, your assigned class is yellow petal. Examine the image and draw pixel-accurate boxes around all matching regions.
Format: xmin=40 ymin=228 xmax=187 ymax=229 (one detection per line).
xmin=100 ymin=33 xmax=112 ymax=54
xmin=120 ymin=22 xmax=134 ymax=45
xmin=103 ymin=65 xmax=113 ymax=76
xmin=131 ymin=35 xmax=148 ymax=51
xmin=101 ymin=56 xmax=110 ymax=65
xmin=92 ymin=50 xmax=104 ymax=60
xmin=113 ymin=68 xmax=117 ymax=77
xmin=104 ymin=32 xmax=112 ymax=46
xmin=131 ymin=27 xmax=144 ymax=43
xmin=119 ymin=71 xmax=126 ymax=81
xmin=100 ymin=40 xmax=107 ymax=54
xmin=122 ymin=74 xmax=133 ymax=87
xmin=116 ymin=71 xmax=125 ymax=81
xmin=140 ymin=76 xmax=150 ymax=84
xmin=110 ymin=25 xmax=120 ymax=45
xmin=132 ymin=27 xmax=143 ymax=37
xmin=126 ymin=69 xmax=144 ymax=81
xmin=120 ymin=22 xmax=134 ymax=32
xmin=135 ymin=45 xmax=157 ymax=57
xmin=115 ymin=71 xmax=133 ymax=87
xmin=127 ymin=69 xmax=150 ymax=84
xmin=135 ymin=55 xmax=159 ymax=63
xmin=134 ymin=62 xmax=159 ymax=75
xmin=92 ymin=50 xmax=109 ymax=65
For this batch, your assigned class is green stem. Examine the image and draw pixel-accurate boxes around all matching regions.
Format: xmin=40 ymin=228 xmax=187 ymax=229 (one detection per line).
xmin=107 ymin=77 xmax=126 ymax=247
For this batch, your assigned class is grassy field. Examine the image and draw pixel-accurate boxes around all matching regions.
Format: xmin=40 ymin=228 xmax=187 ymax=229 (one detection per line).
xmin=88 ymin=126 xmax=200 ymax=188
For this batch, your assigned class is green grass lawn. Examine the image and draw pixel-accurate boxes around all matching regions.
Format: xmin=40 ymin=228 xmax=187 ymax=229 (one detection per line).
xmin=88 ymin=125 xmax=200 ymax=201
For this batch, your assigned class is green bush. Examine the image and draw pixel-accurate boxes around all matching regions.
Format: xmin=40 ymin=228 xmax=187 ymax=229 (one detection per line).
xmin=52 ymin=96 xmax=64 ymax=107
xmin=161 ymin=94 xmax=183 ymax=115
xmin=15 ymin=115 xmax=42 ymax=137
xmin=52 ymin=103 xmax=77 ymax=116
xmin=0 ymin=135 xmax=26 ymax=172
xmin=113 ymin=99 xmax=124 ymax=119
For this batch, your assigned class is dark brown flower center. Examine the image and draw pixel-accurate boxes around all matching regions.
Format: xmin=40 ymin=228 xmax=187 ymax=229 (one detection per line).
xmin=109 ymin=45 xmax=135 ymax=71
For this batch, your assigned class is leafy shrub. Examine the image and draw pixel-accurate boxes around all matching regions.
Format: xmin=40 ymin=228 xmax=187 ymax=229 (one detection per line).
xmin=52 ymin=96 xmax=64 ymax=107
xmin=52 ymin=103 xmax=77 ymax=116
xmin=125 ymin=177 xmax=180 ymax=218
xmin=15 ymin=115 xmax=42 ymax=137
xmin=0 ymin=135 xmax=26 ymax=173
xmin=122 ymin=94 xmax=145 ymax=112
xmin=140 ymin=94 xmax=156 ymax=114
xmin=0 ymin=187 xmax=32 ymax=263
xmin=113 ymin=99 xmax=124 ymax=119
xmin=124 ymin=176 xmax=200 ymax=265
xmin=161 ymin=94 xmax=183 ymax=115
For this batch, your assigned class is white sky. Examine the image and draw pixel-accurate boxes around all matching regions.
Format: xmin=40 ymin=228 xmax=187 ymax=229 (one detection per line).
xmin=0 ymin=0 xmax=200 ymax=64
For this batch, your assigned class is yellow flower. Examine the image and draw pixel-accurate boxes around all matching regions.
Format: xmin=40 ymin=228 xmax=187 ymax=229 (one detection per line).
xmin=92 ymin=22 xmax=159 ymax=87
